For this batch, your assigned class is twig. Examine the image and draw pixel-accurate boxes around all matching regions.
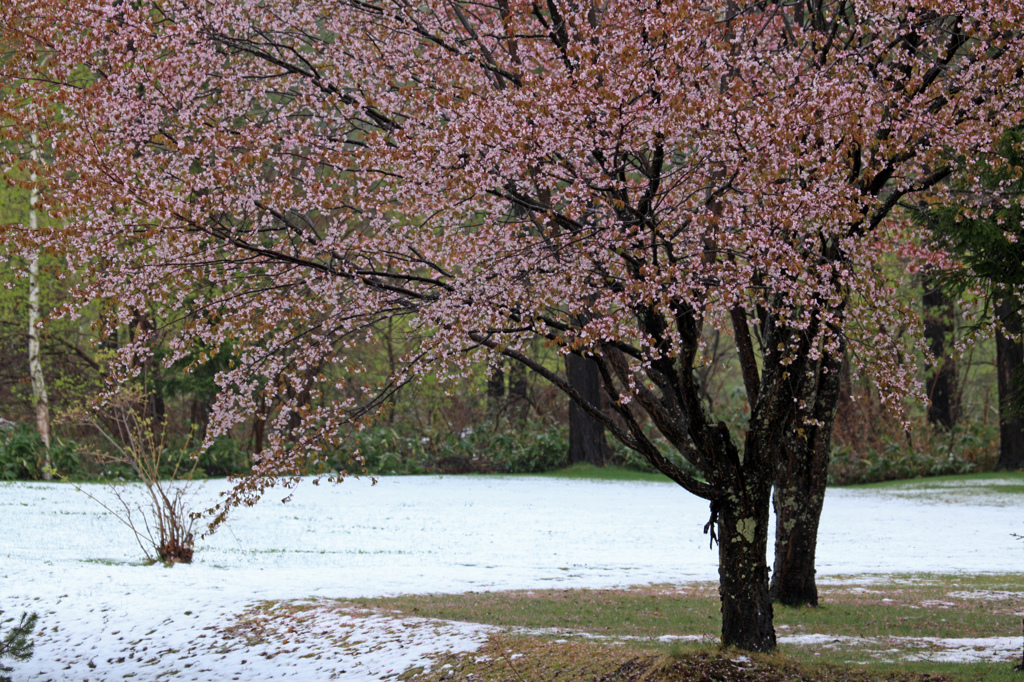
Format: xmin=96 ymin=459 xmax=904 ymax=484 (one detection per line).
xmin=501 ymin=651 xmax=528 ymax=682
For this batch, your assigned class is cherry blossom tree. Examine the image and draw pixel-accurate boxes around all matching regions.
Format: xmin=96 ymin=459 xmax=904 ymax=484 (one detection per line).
xmin=3 ymin=0 xmax=1024 ymax=651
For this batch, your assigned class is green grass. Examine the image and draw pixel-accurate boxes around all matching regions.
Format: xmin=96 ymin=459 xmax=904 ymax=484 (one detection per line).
xmin=350 ymin=584 xmax=721 ymax=639
xmin=80 ymin=557 xmax=151 ymax=567
xmin=781 ymin=574 xmax=1024 ymax=640
xmin=340 ymin=574 xmax=1024 ymax=681
xmin=536 ymin=463 xmax=674 ymax=483
xmin=537 ymin=466 xmax=1024 ymax=491
xmin=846 ymin=470 xmax=1024 ymax=489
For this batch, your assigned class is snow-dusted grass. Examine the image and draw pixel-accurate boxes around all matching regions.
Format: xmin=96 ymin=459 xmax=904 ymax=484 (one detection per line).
xmin=358 ymin=574 xmax=1024 ymax=669
xmin=2 ymin=474 xmax=1022 ymax=680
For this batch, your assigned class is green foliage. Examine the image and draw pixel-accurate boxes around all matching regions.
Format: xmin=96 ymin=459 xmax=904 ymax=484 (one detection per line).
xmin=912 ymin=130 xmax=1024 ymax=419
xmin=829 ymin=421 xmax=999 ymax=485
xmin=0 ymin=165 xmax=31 ymax=228
xmin=606 ymin=428 xmax=704 ymax=481
xmin=0 ymin=611 xmax=37 ymax=682
xmin=0 ymin=419 xmax=249 ymax=481
xmin=96 ymin=434 xmax=249 ymax=480
xmin=539 ymin=463 xmax=672 ymax=482
xmin=330 ymin=419 xmax=572 ymax=475
xmin=0 ymin=423 xmax=78 ymax=480
xmin=919 ymin=130 xmax=1024 ymax=294
xmin=189 ymin=436 xmax=250 ymax=477
xmin=323 ymin=418 xmax=710 ymax=479
xmin=0 ymin=425 xmax=40 ymax=480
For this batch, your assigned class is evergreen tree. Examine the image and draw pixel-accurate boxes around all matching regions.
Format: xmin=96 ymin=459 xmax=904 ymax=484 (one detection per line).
xmin=915 ymin=131 xmax=1024 ymax=470
xmin=0 ymin=611 xmax=37 ymax=682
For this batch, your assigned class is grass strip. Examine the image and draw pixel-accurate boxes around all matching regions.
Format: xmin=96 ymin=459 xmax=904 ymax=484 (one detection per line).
xmin=343 ymin=574 xmax=1024 ymax=681
xmin=535 ymin=466 xmax=1024 ymax=489
xmin=536 ymin=464 xmax=674 ymax=483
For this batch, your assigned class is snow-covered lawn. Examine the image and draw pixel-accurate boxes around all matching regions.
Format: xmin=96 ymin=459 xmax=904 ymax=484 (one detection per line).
xmin=2 ymin=475 xmax=1022 ymax=680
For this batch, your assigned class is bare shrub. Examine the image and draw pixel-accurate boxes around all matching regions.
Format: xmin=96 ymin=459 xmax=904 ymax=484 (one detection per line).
xmin=59 ymin=392 xmax=201 ymax=564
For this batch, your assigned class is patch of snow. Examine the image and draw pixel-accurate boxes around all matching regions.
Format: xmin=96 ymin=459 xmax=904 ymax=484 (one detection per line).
xmin=903 ymin=637 xmax=1022 ymax=663
xmin=509 ymin=626 xmax=710 ymax=644
xmin=948 ymin=590 xmax=1024 ymax=601
xmin=1 ymin=475 xmax=1022 ymax=679
xmin=780 ymin=633 xmax=866 ymax=647
xmin=657 ymin=634 xmax=709 ymax=643
xmin=856 ymin=478 xmax=1023 ymax=508
xmin=20 ymin=598 xmax=494 ymax=681
xmin=886 ymin=478 xmax=1021 ymax=489
xmin=780 ymin=633 xmax=1022 ymax=663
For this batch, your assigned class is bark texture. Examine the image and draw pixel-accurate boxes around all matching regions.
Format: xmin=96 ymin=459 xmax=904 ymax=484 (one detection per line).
xmin=27 ymin=132 xmax=52 ymax=479
xmin=769 ymin=352 xmax=843 ymax=607
xmin=508 ymin=362 xmax=529 ymax=417
xmin=922 ymin=277 xmax=958 ymax=429
xmin=718 ymin=481 xmax=776 ymax=651
xmin=996 ymin=298 xmax=1024 ymax=471
xmin=565 ymin=354 xmax=610 ymax=466
xmin=28 ymin=253 xmax=51 ymax=451
xmin=486 ymin=364 xmax=505 ymax=407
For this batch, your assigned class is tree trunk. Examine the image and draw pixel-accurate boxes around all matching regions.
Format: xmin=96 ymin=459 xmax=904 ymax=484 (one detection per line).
xmin=130 ymin=312 xmax=165 ymax=425
xmin=565 ymin=354 xmax=610 ymax=466
xmin=922 ymin=276 xmax=957 ymax=429
xmin=486 ymin=362 xmax=505 ymax=412
xmin=189 ymin=396 xmax=210 ymax=444
xmin=27 ymin=130 xmax=52 ymax=479
xmin=718 ymin=480 xmax=776 ymax=651
xmin=508 ymin=362 xmax=528 ymax=418
xmin=28 ymin=250 xmax=52 ymax=472
xmin=770 ymin=352 xmax=843 ymax=607
xmin=996 ymin=298 xmax=1024 ymax=470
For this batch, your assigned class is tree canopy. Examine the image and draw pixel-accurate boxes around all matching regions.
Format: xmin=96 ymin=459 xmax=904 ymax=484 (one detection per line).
xmin=918 ymin=130 xmax=1024 ymax=298
xmin=2 ymin=0 xmax=1023 ymax=650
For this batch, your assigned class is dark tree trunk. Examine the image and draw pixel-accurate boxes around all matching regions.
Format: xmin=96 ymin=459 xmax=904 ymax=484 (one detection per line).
xmin=565 ymin=354 xmax=610 ymax=466
xmin=130 ymin=311 xmax=165 ymax=425
xmin=189 ymin=396 xmax=210 ymax=443
xmin=149 ymin=361 xmax=166 ymax=425
xmin=286 ymin=364 xmax=322 ymax=434
xmin=486 ymin=363 xmax=505 ymax=408
xmin=996 ymin=298 xmax=1024 ymax=470
xmin=770 ymin=351 xmax=843 ymax=607
xmin=508 ymin=362 xmax=529 ymax=417
xmin=718 ymin=476 xmax=776 ymax=651
xmin=251 ymin=390 xmax=267 ymax=455
xmin=922 ymin=276 xmax=958 ymax=429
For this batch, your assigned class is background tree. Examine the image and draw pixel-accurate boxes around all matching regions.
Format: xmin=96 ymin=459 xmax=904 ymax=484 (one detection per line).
xmin=25 ymin=128 xmax=52 ymax=477
xmin=566 ymin=354 xmax=611 ymax=466
xmin=3 ymin=0 xmax=1024 ymax=652
xmin=915 ymin=130 xmax=1024 ymax=471
xmin=921 ymin=273 xmax=958 ymax=429
xmin=994 ymin=300 xmax=1024 ymax=470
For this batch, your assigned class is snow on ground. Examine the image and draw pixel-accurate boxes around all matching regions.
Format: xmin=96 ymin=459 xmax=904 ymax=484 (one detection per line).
xmin=777 ymin=633 xmax=1022 ymax=664
xmin=2 ymin=475 xmax=1022 ymax=679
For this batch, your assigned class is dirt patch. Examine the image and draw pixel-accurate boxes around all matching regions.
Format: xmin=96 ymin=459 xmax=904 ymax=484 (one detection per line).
xmin=596 ymin=653 xmax=954 ymax=681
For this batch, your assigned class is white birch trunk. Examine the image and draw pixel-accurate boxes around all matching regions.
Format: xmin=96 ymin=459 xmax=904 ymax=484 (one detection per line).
xmin=27 ymin=130 xmax=52 ymax=478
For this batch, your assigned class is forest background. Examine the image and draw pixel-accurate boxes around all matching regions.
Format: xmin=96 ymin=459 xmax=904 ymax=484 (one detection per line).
xmin=1 ymin=159 xmax=1019 ymax=486
xmin=4 ymin=0 xmax=1024 ymax=655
